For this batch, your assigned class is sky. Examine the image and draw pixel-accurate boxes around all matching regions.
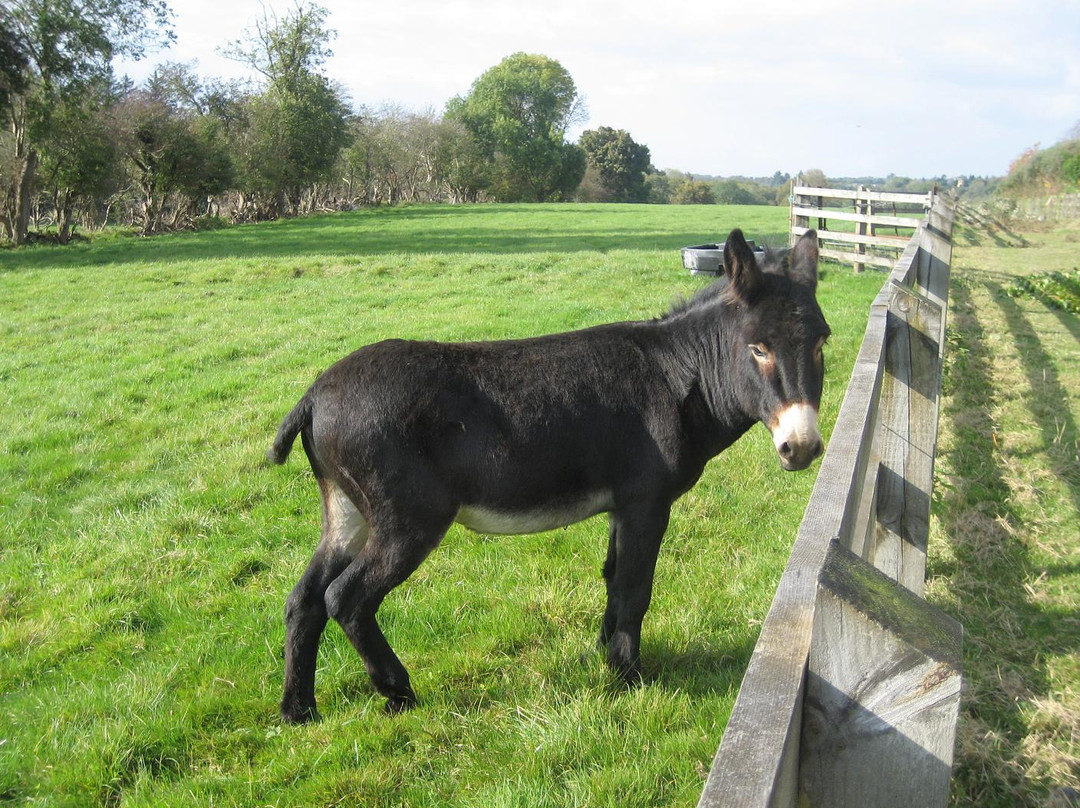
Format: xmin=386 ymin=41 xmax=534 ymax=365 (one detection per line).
xmin=113 ymin=0 xmax=1080 ymax=180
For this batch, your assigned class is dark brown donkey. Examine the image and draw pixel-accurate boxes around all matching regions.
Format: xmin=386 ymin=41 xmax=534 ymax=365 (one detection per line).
xmin=269 ymin=228 xmax=829 ymax=722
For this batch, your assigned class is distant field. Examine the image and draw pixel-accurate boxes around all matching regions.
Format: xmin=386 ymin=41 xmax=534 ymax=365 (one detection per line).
xmin=0 ymin=203 xmax=886 ymax=806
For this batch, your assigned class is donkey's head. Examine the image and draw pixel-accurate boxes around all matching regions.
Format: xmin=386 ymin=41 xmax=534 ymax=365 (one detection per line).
xmin=724 ymin=228 xmax=830 ymax=471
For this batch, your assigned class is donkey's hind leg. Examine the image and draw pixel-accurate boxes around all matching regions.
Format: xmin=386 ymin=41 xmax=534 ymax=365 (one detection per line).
xmin=281 ymin=479 xmax=369 ymax=724
xmin=324 ymin=502 xmax=452 ymax=713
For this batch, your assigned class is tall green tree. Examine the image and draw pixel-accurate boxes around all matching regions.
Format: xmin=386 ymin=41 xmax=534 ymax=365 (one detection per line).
xmin=224 ymin=2 xmax=348 ymax=217
xmin=35 ymin=76 xmax=122 ymax=242
xmin=671 ymin=176 xmax=715 ymax=205
xmin=1 ymin=0 xmax=173 ymax=243
xmin=446 ymin=52 xmax=586 ymax=202
xmin=122 ymin=64 xmax=234 ymax=233
xmin=0 ymin=14 xmax=29 ymax=117
xmin=578 ymin=126 xmax=652 ymax=202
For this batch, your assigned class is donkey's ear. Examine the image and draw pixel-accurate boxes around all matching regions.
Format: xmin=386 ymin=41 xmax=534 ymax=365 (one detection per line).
xmin=788 ymin=230 xmax=819 ymax=290
xmin=723 ymin=228 xmax=762 ymax=300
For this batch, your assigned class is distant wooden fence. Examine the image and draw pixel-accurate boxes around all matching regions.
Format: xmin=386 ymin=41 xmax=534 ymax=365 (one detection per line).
xmin=698 ymin=194 xmax=959 ymax=807
xmin=791 ymin=185 xmax=934 ymax=271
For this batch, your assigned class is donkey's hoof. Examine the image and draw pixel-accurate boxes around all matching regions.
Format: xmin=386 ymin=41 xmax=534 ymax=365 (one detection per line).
xmin=280 ymin=702 xmax=320 ymax=725
xmin=384 ymin=693 xmax=417 ymax=714
xmin=607 ymin=654 xmax=643 ymax=687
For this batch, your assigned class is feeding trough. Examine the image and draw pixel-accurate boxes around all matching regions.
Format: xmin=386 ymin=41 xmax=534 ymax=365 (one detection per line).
xmin=681 ymin=239 xmax=764 ymax=276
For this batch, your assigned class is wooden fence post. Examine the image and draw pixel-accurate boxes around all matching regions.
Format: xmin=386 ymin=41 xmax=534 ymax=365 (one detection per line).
xmin=854 ymin=186 xmax=868 ymax=273
xmin=800 ymin=540 xmax=963 ymax=807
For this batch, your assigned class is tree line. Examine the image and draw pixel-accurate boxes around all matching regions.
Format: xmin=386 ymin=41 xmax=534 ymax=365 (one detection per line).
xmin=2 ymin=1 xmax=677 ymax=245
xmin=999 ymin=128 xmax=1080 ymax=198
xmin=3 ymin=1 xmax=1001 ymax=247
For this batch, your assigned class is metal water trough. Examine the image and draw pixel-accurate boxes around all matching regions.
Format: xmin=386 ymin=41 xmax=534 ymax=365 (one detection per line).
xmin=681 ymin=240 xmax=764 ymax=275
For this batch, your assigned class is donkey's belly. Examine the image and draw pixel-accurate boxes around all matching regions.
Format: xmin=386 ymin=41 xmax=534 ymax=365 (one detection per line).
xmin=454 ymin=490 xmax=613 ymax=535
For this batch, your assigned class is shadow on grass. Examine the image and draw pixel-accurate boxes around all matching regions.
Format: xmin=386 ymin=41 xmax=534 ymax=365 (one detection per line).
xmin=936 ymin=276 xmax=1080 ymax=807
xmin=643 ymin=633 xmax=757 ymax=700
xmin=990 ymin=281 xmax=1080 ymax=515
xmin=955 ymin=205 xmax=1031 ymax=249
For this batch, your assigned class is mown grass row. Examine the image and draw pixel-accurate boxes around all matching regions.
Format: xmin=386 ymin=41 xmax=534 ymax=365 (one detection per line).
xmin=0 ymin=204 xmax=886 ymax=806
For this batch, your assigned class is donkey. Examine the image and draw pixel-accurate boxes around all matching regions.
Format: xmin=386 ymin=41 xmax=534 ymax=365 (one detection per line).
xmin=269 ymin=228 xmax=829 ymax=723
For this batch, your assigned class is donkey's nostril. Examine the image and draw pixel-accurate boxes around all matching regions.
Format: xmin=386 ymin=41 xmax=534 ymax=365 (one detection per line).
xmin=812 ymin=440 xmax=823 ymax=459
xmin=778 ymin=441 xmax=792 ymax=458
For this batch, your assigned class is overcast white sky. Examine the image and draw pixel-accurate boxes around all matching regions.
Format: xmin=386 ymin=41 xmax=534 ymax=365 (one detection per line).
xmin=114 ymin=0 xmax=1080 ymax=179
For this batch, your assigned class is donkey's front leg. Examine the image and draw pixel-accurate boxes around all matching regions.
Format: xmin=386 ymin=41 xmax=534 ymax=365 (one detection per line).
xmin=603 ymin=503 xmax=671 ymax=683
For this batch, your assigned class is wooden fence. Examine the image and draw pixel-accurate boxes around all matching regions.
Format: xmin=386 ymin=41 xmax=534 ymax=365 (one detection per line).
xmin=790 ymin=185 xmax=934 ymax=271
xmin=698 ymin=194 xmax=959 ymax=807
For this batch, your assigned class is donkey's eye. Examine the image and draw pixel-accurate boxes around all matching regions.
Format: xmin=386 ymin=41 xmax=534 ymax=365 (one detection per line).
xmin=749 ymin=343 xmax=770 ymax=361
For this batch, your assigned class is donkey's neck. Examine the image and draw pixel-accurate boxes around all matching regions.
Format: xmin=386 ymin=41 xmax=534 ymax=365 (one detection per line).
xmin=654 ymin=303 xmax=755 ymax=450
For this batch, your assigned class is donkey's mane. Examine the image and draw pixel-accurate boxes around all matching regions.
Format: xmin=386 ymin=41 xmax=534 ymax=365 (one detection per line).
xmin=660 ymin=244 xmax=793 ymax=320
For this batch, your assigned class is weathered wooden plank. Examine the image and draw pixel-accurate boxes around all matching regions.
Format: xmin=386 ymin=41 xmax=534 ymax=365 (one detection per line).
xmin=799 ymin=541 xmax=962 ymax=807
xmin=872 ymin=283 xmax=943 ymax=594
xmin=916 ymin=201 xmax=954 ymax=349
xmin=819 ymin=248 xmax=895 ymax=269
xmin=891 ymin=236 xmax=923 ymax=288
xmin=791 ymin=206 xmax=922 ymax=230
xmin=794 ymin=226 xmax=911 ymax=249
xmin=847 ymin=436 xmax=880 ymax=560
xmin=793 ymin=186 xmax=932 ymax=207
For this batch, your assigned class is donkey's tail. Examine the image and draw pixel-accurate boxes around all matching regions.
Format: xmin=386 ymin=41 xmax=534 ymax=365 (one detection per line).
xmin=267 ymin=394 xmax=312 ymax=465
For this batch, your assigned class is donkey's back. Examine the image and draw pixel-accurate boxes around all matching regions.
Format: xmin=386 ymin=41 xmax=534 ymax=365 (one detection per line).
xmin=272 ymin=322 xmax=695 ymax=528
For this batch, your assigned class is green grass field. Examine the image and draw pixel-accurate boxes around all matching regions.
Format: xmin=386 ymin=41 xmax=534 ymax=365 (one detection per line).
xmin=928 ymin=214 xmax=1080 ymax=806
xmin=0 ymin=203 xmax=889 ymax=806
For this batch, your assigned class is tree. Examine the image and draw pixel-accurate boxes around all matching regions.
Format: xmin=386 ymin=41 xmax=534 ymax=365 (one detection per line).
xmin=769 ymin=170 xmax=791 ymax=187
xmin=446 ymin=53 xmax=586 ymax=202
xmin=432 ymin=115 xmax=489 ymax=203
xmin=343 ymin=105 xmax=446 ymax=205
xmin=224 ymin=2 xmax=349 ymax=217
xmin=223 ymin=2 xmax=333 ymax=94
xmin=712 ymin=179 xmax=755 ymax=205
xmin=644 ymin=170 xmax=674 ymax=204
xmin=671 ymin=177 xmax=715 ymax=205
xmin=120 ymin=66 xmax=234 ymax=233
xmin=578 ymin=126 xmax=652 ymax=202
xmin=1062 ymin=152 xmax=1080 ymax=187
xmin=1000 ymin=135 xmax=1080 ymax=196
xmin=800 ymin=168 xmax=828 ymax=188
xmin=1 ymin=0 xmax=174 ymax=244
xmin=0 ymin=14 xmax=29 ymax=118
xmin=35 ymin=76 xmax=122 ymax=242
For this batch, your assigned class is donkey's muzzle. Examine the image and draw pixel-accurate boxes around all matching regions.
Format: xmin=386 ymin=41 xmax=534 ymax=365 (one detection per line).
xmin=771 ymin=403 xmax=824 ymax=472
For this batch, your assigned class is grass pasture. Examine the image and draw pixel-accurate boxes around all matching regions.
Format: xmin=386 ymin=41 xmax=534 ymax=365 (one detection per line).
xmin=0 ymin=203 xmax=888 ymax=806
xmin=929 ymin=215 xmax=1080 ymax=806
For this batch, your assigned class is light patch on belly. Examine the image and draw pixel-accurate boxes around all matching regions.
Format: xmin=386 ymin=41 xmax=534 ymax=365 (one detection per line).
xmin=321 ymin=479 xmax=368 ymax=557
xmin=455 ymin=490 xmax=613 ymax=535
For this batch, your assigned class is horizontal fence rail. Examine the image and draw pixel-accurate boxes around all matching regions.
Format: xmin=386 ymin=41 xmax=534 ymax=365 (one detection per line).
xmin=699 ymin=195 xmax=958 ymax=808
xmin=791 ymin=185 xmax=934 ymax=271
